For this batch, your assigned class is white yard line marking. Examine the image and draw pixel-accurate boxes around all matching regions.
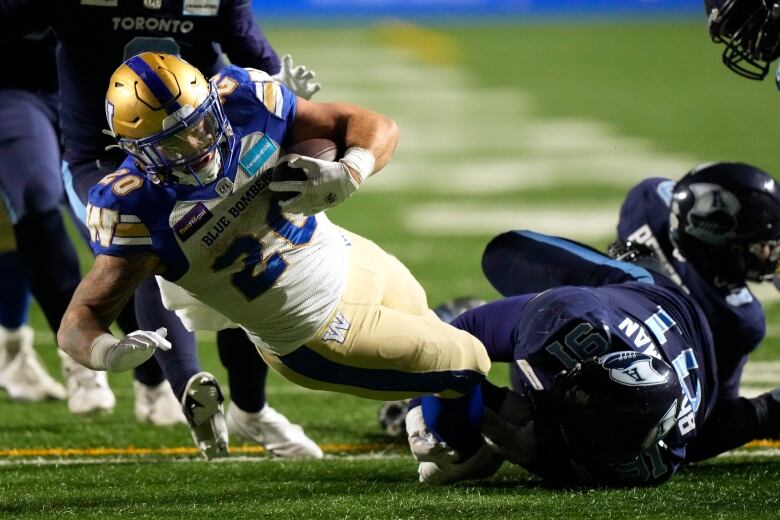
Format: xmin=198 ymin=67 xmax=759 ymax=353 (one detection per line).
xmin=0 ymin=452 xmax=410 ymax=466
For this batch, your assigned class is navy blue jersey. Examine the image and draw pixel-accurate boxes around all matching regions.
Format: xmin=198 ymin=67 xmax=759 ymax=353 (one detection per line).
xmin=453 ymin=279 xmax=717 ymax=485
xmin=1 ymin=29 xmax=57 ymax=92
xmin=616 ymin=177 xmax=765 ymax=397
xmin=1 ymin=0 xmax=280 ymax=163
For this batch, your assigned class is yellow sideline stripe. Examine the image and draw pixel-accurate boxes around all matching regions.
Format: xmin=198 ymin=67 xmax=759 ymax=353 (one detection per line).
xmin=0 ymin=441 xmax=777 ymax=458
xmin=0 ymin=443 xmax=396 ymax=458
xmin=377 ymin=22 xmax=459 ymax=66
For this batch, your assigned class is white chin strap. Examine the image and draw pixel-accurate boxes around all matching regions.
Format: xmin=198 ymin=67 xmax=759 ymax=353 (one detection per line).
xmin=172 ymin=152 xmax=221 ymax=186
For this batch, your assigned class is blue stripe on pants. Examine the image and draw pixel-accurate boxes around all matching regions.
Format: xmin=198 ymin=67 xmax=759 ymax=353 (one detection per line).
xmin=279 ymin=345 xmax=484 ymax=395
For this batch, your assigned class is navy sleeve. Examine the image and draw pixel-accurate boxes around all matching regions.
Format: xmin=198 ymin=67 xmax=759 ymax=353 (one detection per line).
xmin=0 ymin=0 xmax=56 ymax=38
xmin=482 ymin=230 xmax=654 ymax=298
xmin=451 ymin=295 xmax=535 ymax=362
xmin=217 ymin=0 xmax=281 ymax=74
xmin=616 ymin=177 xmax=674 ymax=243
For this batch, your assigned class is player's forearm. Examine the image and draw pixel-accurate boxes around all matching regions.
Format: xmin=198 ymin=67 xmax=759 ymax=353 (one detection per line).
xmin=57 ymin=304 xmax=114 ymax=369
xmin=343 ymin=108 xmax=399 ymax=176
xmin=57 ymin=253 xmax=161 ymax=368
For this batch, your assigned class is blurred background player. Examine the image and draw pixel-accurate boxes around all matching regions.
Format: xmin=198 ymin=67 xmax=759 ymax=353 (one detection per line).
xmin=0 ymin=28 xmax=102 ymax=408
xmin=0 ymin=223 xmax=65 ymax=402
xmin=0 ymin=0 xmax=322 ymax=457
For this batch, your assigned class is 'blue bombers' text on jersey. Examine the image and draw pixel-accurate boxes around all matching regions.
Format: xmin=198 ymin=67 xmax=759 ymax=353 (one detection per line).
xmin=0 ymin=0 xmax=280 ymax=164
xmin=452 ymin=281 xmax=717 ymax=485
xmin=616 ymin=177 xmax=765 ymax=398
xmin=85 ymin=66 xmax=348 ymax=354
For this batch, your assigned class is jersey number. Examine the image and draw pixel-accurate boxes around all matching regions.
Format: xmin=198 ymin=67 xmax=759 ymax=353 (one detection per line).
xmin=545 ymin=322 xmax=610 ymax=369
xmin=211 ymin=204 xmax=317 ymax=300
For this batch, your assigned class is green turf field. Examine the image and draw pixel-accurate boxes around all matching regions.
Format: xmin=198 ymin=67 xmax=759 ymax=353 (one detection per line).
xmin=3 ymin=20 xmax=780 ymax=519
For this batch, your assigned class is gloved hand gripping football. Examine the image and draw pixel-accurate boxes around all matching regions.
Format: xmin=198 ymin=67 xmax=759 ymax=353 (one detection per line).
xmin=269 ymin=145 xmax=375 ymax=216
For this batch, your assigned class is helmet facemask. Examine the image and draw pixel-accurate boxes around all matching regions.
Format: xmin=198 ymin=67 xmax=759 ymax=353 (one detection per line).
xmin=746 ymin=239 xmax=780 ymax=281
xmin=117 ymin=82 xmax=234 ymax=187
xmin=709 ymin=0 xmax=780 ymax=80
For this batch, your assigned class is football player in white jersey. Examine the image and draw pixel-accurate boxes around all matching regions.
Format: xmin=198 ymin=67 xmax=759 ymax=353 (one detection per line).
xmin=57 ymin=53 xmax=492 ymax=469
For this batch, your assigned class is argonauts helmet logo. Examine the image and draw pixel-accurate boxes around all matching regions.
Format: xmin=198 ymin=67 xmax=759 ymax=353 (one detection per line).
xmin=684 ymin=182 xmax=741 ymax=245
xmin=600 ymin=351 xmax=668 ymax=387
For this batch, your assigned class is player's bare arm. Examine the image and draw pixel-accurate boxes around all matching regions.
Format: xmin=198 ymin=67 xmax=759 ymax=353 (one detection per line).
xmin=57 ymin=253 xmax=168 ymax=370
xmin=290 ymin=97 xmax=400 ymax=177
xmin=269 ymin=97 xmax=400 ymax=214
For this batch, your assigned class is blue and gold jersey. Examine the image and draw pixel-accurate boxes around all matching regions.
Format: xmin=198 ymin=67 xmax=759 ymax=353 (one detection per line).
xmin=86 ymin=66 xmax=349 ymax=354
xmin=617 ymin=177 xmax=765 ymax=397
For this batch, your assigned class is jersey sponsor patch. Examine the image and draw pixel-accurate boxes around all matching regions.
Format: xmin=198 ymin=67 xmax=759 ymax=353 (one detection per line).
xmin=183 ymin=0 xmax=220 ymax=16
xmin=173 ymin=202 xmax=214 ymax=242
xmin=239 ymin=134 xmax=277 ymax=178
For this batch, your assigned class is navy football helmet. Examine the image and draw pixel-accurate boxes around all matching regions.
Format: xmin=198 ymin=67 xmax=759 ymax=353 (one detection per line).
xmin=669 ymin=162 xmax=780 ymax=284
xmin=706 ymin=0 xmax=780 ymax=79
xmin=540 ymin=351 xmax=682 ymax=464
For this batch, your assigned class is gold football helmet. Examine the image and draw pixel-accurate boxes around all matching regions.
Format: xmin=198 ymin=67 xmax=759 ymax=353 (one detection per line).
xmin=105 ymin=52 xmax=234 ymax=185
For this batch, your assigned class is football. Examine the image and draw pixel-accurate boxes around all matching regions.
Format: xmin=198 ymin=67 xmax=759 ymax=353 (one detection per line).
xmin=271 ymin=138 xmax=341 ymax=201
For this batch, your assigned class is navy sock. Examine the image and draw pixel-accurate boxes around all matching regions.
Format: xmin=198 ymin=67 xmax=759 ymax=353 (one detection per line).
xmin=13 ymin=209 xmax=80 ymax=333
xmin=133 ymin=277 xmax=200 ymax=399
xmin=421 ymin=386 xmax=484 ymax=459
xmin=217 ymin=327 xmax=268 ymax=413
xmin=0 ymin=252 xmax=31 ymax=328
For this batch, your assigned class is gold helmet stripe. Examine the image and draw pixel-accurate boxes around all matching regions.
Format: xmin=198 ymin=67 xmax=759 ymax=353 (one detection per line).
xmin=125 ymin=54 xmax=182 ymax=114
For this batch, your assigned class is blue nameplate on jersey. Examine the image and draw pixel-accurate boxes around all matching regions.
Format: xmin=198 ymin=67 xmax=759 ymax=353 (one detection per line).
xmin=183 ymin=0 xmax=220 ymax=16
xmin=239 ymin=135 xmax=277 ymax=178
xmin=173 ymin=202 xmax=214 ymax=242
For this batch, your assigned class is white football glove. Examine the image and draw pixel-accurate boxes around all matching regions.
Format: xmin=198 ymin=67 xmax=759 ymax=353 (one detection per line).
xmin=89 ymin=328 xmax=172 ymax=372
xmin=272 ymin=54 xmax=321 ymax=100
xmin=269 ymin=148 xmax=376 ymax=216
